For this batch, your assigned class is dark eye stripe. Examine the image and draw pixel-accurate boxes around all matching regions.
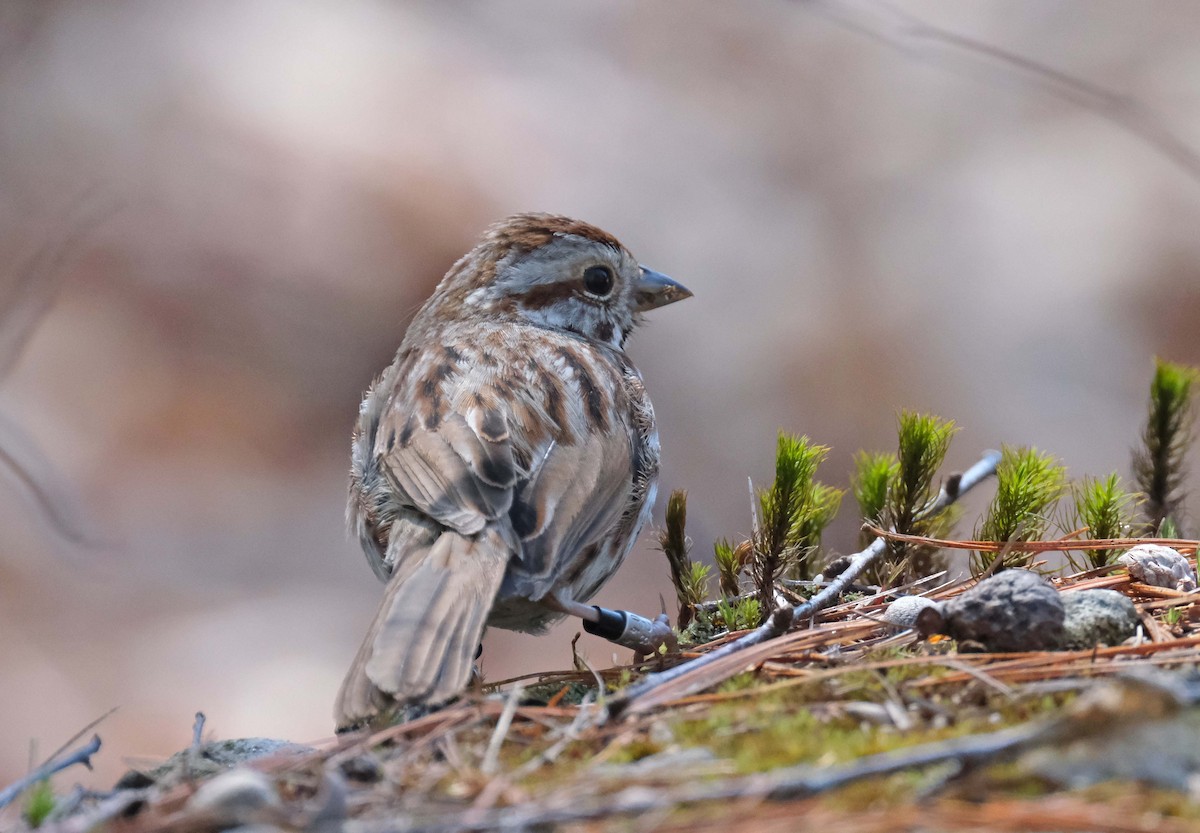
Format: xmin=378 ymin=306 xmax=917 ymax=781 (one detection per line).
xmin=518 ymin=283 xmax=576 ymax=310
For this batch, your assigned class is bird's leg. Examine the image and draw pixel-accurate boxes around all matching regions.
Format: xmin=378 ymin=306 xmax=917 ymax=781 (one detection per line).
xmin=545 ymin=593 xmax=677 ymax=658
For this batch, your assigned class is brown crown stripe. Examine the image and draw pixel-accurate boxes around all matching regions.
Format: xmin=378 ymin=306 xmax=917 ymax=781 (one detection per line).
xmin=489 ymin=213 xmax=623 ymax=253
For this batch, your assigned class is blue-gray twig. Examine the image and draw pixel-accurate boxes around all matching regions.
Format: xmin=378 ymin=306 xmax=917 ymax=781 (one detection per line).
xmin=0 ymin=734 xmax=101 ymax=810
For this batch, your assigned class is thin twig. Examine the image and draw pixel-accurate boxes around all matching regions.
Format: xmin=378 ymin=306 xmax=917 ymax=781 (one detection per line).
xmin=0 ymin=192 xmax=116 ymax=546
xmin=511 ymin=697 xmax=598 ymax=779
xmin=480 ymin=684 xmax=522 ymax=776
xmin=696 ymin=569 xmax=945 ymax=618
xmin=608 ymin=451 xmax=1001 ymax=718
xmin=864 ymin=525 xmax=1200 ymax=554
xmin=191 ymin=712 xmax=206 ymax=748
xmin=0 ymin=735 xmax=101 ymax=810
xmin=804 ymin=0 xmax=1200 ymax=186
xmin=37 ymin=707 xmax=116 ymax=771
xmin=939 ymin=658 xmax=1017 ymax=700
xmin=51 ymin=787 xmax=149 ymax=833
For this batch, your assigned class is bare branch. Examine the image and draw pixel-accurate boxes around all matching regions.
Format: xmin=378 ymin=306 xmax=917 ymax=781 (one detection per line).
xmin=0 ymin=735 xmax=101 ymax=810
xmin=804 ymin=0 xmax=1200 ymax=185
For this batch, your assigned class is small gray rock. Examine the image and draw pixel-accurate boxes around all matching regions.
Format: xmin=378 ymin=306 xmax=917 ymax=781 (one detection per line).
xmin=881 ymin=595 xmax=943 ymax=632
xmin=187 ymin=768 xmax=282 ymax=825
xmin=942 ymin=570 xmax=1064 ymax=651
xmin=1061 ymin=589 xmax=1139 ymax=649
xmin=1119 ymin=544 xmax=1197 ymax=592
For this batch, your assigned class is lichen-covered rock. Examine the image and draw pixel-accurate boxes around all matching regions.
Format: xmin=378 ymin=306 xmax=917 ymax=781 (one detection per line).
xmin=1061 ymin=589 xmax=1139 ymax=649
xmin=942 ymin=570 xmax=1064 ymax=651
xmin=1118 ymin=544 xmax=1197 ymax=592
xmin=881 ymin=595 xmax=943 ymax=633
xmin=116 ymin=738 xmax=312 ymax=789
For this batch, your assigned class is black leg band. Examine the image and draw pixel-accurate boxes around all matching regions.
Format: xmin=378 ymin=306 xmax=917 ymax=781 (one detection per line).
xmin=581 ymin=606 xmax=627 ymax=641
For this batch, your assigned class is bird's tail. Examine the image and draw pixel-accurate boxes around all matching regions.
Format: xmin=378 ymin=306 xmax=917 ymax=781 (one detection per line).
xmin=335 ymin=527 xmax=509 ymax=730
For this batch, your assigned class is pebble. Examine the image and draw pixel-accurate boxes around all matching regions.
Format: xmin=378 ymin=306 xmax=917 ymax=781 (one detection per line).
xmin=187 ymin=768 xmax=282 ymax=825
xmin=881 ymin=595 xmax=943 ymax=633
xmin=1118 ymin=544 xmax=1197 ymax=592
xmin=1061 ymin=589 xmax=1139 ymax=649
xmin=941 ymin=570 xmax=1064 ymax=651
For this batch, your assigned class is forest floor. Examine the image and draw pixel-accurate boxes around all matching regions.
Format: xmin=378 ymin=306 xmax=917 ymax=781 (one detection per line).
xmin=21 ymin=555 xmax=1200 ymax=833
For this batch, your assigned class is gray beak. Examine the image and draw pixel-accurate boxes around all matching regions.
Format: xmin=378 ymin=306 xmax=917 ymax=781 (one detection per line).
xmin=634 ymin=267 xmax=693 ymax=312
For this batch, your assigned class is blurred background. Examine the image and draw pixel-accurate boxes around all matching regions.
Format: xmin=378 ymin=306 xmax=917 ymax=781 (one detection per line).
xmin=2 ymin=0 xmax=1200 ymax=787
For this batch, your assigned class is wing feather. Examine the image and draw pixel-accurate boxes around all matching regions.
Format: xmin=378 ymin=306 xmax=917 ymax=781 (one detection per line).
xmin=377 ymin=411 xmax=514 ymax=537
xmin=501 ymin=427 xmax=633 ymax=600
xmin=352 ymin=330 xmax=645 ymax=615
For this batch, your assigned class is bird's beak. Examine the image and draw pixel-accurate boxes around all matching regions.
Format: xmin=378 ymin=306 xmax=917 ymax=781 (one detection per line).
xmin=634 ymin=267 xmax=693 ymax=312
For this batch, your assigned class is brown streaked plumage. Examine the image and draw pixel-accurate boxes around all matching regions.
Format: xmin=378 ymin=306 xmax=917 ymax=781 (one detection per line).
xmin=336 ymin=213 xmax=691 ymax=730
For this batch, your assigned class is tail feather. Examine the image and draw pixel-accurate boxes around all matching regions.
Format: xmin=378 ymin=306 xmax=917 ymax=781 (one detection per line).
xmin=432 ymin=584 xmax=494 ymax=695
xmin=335 ymin=528 xmax=509 ymax=730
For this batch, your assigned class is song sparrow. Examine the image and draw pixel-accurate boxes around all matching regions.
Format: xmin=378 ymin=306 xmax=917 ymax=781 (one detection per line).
xmin=335 ymin=213 xmax=692 ymax=729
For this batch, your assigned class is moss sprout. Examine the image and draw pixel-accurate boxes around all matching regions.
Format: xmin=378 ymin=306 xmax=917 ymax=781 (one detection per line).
xmin=659 ymin=489 xmax=705 ymax=628
xmin=974 ymin=446 xmax=1067 ymax=573
xmin=23 ymin=780 xmax=55 ymax=828
xmin=1066 ymin=473 xmax=1138 ymax=570
xmin=1133 ymin=358 xmax=1199 ymax=534
xmin=713 ymin=538 xmax=746 ymax=599
xmin=752 ymin=433 xmax=843 ymax=620
xmin=852 ymin=451 xmax=899 ymax=549
xmin=877 ymin=412 xmax=958 ymax=583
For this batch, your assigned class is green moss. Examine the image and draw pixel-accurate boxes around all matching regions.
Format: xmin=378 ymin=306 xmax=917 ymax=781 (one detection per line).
xmin=817 ymin=769 xmax=930 ymax=811
xmin=602 ymin=736 xmax=667 ymax=765
xmin=1134 ymin=358 xmax=1200 ymax=534
xmin=521 ymin=679 xmax=598 ymax=706
xmin=787 ymin=483 xmax=844 ymax=580
xmin=715 ymin=597 xmax=761 ymax=632
xmin=667 ymin=685 xmax=1073 ymax=781
xmin=717 ymin=672 xmax=761 ymax=693
xmin=713 ymin=538 xmax=744 ymax=598
xmin=1121 ymin=785 xmax=1200 ymax=820
xmin=852 ymin=451 xmax=899 ymax=549
xmin=672 ymin=703 xmax=929 ymax=775
xmin=753 ymin=433 xmax=843 ymax=603
xmin=23 ymin=780 xmax=55 ymax=828
xmin=1067 ymin=473 xmax=1138 ymax=569
xmin=659 ymin=490 xmax=709 ymax=628
xmin=974 ymin=446 xmax=1067 ymax=573
xmin=679 ymin=607 xmax=722 ymax=646
xmin=876 ymin=412 xmax=958 ymax=583
xmin=889 ymin=413 xmax=955 ymax=528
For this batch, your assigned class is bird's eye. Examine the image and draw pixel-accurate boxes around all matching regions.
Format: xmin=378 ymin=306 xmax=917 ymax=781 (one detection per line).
xmin=582 ymin=265 xmax=615 ymax=298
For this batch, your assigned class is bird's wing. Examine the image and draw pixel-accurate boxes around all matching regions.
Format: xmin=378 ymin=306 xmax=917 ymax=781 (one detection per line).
xmin=503 ymin=421 xmax=635 ymax=599
xmin=360 ymin=337 xmax=640 ymax=602
xmin=374 ymin=395 xmax=634 ymax=598
xmin=374 ymin=404 xmax=519 ymax=540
